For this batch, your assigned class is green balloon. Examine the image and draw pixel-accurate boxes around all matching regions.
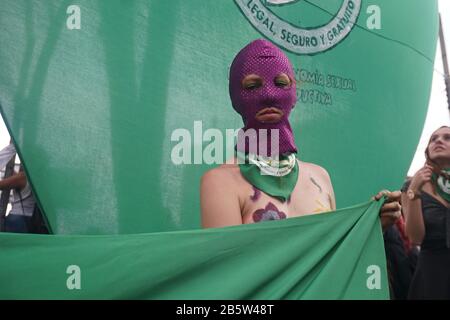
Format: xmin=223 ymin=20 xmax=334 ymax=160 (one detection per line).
xmin=0 ymin=0 xmax=438 ymax=234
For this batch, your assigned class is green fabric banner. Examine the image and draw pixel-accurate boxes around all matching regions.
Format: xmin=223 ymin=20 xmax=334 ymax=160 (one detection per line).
xmin=0 ymin=200 xmax=388 ymax=300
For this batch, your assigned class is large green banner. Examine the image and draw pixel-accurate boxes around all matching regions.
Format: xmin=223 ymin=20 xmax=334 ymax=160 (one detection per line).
xmin=0 ymin=200 xmax=388 ymax=299
xmin=0 ymin=0 xmax=438 ymax=234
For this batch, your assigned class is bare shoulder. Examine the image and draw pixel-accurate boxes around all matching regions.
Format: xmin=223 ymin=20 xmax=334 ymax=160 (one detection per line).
xmin=201 ymin=162 xmax=241 ymax=189
xmin=298 ymin=160 xmax=332 ymax=181
xmin=298 ymin=160 xmax=336 ymax=209
xmin=200 ymin=162 xmax=244 ymax=228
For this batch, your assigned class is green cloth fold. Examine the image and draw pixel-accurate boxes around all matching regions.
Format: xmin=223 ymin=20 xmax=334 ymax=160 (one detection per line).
xmin=0 ymin=200 xmax=389 ymax=300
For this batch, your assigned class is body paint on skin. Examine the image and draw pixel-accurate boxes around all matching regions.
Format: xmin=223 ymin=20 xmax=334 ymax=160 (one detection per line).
xmin=253 ymin=202 xmax=287 ymax=222
xmin=310 ymin=176 xmax=322 ymax=193
xmin=250 ymin=186 xmax=262 ymax=202
xmin=313 ymin=199 xmax=331 ymax=213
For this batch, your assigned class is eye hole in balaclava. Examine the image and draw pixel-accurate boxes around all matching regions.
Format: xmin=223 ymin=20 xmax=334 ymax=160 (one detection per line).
xmin=274 ymin=73 xmax=293 ymax=88
xmin=242 ymin=74 xmax=263 ymax=90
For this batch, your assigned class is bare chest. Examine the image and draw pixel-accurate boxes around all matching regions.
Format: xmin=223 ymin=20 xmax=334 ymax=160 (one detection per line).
xmin=239 ymin=169 xmax=333 ymax=224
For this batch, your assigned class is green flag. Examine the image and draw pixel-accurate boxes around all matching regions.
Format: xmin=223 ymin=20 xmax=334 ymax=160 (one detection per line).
xmin=0 ymin=199 xmax=388 ymax=299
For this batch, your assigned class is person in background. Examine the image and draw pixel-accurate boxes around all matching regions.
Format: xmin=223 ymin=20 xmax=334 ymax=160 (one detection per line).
xmin=403 ymin=126 xmax=450 ymax=299
xmin=383 ymin=177 xmax=419 ymax=299
xmin=0 ymin=143 xmax=48 ymax=234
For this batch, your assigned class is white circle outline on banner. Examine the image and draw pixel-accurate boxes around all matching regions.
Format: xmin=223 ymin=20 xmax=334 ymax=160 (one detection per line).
xmin=234 ymin=0 xmax=362 ymax=55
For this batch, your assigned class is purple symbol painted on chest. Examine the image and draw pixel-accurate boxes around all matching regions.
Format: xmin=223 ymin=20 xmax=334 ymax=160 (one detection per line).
xmin=250 ymin=186 xmax=262 ymax=202
xmin=253 ymin=202 xmax=287 ymax=222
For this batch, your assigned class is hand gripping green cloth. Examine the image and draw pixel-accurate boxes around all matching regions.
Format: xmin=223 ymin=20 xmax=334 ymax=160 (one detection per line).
xmin=0 ymin=200 xmax=389 ymax=300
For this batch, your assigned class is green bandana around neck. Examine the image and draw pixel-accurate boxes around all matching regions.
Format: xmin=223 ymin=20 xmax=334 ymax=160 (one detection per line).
xmin=432 ymin=168 xmax=450 ymax=203
xmin=237 ymin=152 xmax=299 ymax=202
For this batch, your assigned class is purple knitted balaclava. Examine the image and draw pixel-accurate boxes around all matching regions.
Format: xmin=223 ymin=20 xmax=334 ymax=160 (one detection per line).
xmin=229 ymin=39 xmax=297 ymax=157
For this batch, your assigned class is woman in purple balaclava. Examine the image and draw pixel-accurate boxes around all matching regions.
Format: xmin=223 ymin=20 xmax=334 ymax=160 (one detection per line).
xmin=229 ymin=38 xmax=297 ymax=157
xmin=201 ymin=39 xmax=401 ymax=231
xmin=229 ymin=39 xmax=301 ymax=203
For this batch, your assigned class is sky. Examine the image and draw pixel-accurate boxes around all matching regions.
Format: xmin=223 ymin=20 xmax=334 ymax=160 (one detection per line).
xmin=1 ymin=1 xmax=450 ymax=175
xmin=407 ymin=0 xmax=450 ymax=175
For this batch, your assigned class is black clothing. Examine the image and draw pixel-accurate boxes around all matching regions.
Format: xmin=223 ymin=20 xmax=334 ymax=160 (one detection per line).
xmin=408 ymin=192 xmax=450 ymax=299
